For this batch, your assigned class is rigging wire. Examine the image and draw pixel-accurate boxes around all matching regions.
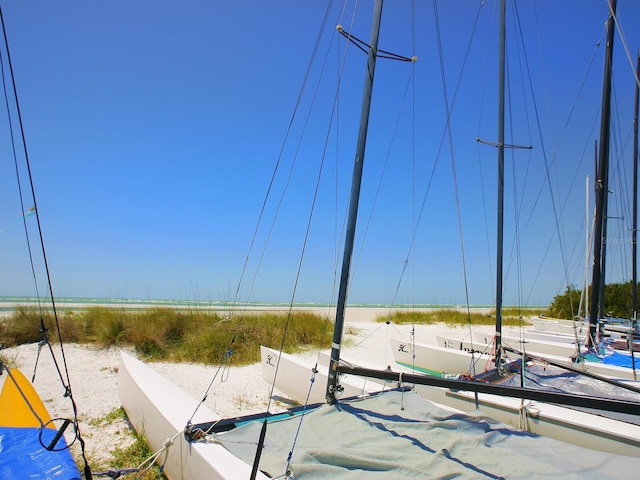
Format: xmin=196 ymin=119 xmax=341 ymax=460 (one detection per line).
xmin=0 ymin=6 xmax=92 ymax=477
xmin=261 ymin=0 xmax=359 ymax=415
xmin=475 ymin=0 xmax=498 ymax=308
xmin=229 ymin=0 xmax=337 ymax=312
xmin=353 ymin=71 xmax=414 ymax=300
xmin=262 ymin=1 xmax=420 ymax=474
xmin=608 ymin=2 xmax=640 ymax=92
xmin=378 ymin=0 xmax=489 ymax=381
xmin=522 ymin=3 xmax=640 ymax=314
xmin=337 ymin=25 xmax=414 ymax=62
xmin=506 ymin=4 xmax=526 ymax=339
xmin=272 ymin=0 xmax=415 ymax=473
xmin=538 ymin=113 xmax=600 ymax=305
xmin=0 ymin=15 xmax=40 ymax=309
xmin=345 ymin=0 xmax=418 ymax=367
xmin=392 ymin=0 xmax=487 ymax=316
xmin=337 ymin=3 xmax=418 ymax=312
xmin=508 ymin=4 xmax=573 ymax=319
xmin=431 ymin=0 xmax=476 ymax=367
xmin=537 ymin=38 xmax=601 ymax=237
xmin=185 ymin=336 xmax=235 ymax=428
xmin=410 ymin=0 xmax=417 ymax=347
xmin=607 ymin=85 xmax=629 ymax=283
xmin=247 ymin=2 xmax=360 ymax=477
xmin=432 ymin=0 xmax=490 ymax=348
xmin=372 ymin=0 xmax=490 ymax=379
xmin=509 ymin=5 xmax=601 ymax=313
xmin=343 ymin=6 xmax=417 ymax=328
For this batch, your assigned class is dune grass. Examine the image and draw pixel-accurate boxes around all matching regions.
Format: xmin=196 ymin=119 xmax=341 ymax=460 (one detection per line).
xmin=378 ymin=308 xmax=536 ymax=327
xmin=0 ymin=306 xmax=335 ymax=366
xmin=80 ymin=407 xmax=160 ymax=478
xmin=109 ymin=429 xmax=161 ymax=480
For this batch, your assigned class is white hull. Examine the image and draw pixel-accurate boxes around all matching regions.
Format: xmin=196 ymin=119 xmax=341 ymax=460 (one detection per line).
xmin=118 ymin=351 xmax=268 ymax=480
xmin=260 ymin=345 xmax=466 ymax=417
xmin=533 ymin=317 xmax=589 ymax=336
xmin=522 ymin=329 xmax=584 ymax=344
xmin=436 ymin=334 xmax=638 ymax=380
xmin=533 ymin=317 xmax=637 ymax=341
xmin=389 ymin=339 xmax=640 ymax=456
xmin=260 ymin=346 xmax=384 ymax=404
xmin=391 ymin=337 xmax=496 ymax=377
xmin=474 ymin=331 xmax=579 ymax=357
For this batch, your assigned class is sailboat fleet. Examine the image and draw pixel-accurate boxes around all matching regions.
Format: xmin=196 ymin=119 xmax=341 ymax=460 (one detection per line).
xmin=387 ymin=0 xmax=640 ymax=447
xmin=4 ymin=0 xmax=640 ymax=478
xmin=390 ymin=0 xmax=640 ymax=456
xmin=120 ymin=0 xmax=640 ymax=478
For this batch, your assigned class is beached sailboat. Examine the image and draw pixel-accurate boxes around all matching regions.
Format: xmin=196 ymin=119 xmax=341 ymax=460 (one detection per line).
xmin=262 ymin=342 xmax=640 ymax=456
xmin=118 ymin=351 xmax=271 ymax=479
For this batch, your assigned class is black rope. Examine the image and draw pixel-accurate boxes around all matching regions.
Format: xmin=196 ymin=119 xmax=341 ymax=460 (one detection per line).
xmin=0 ymin=5 xmax=42 ymax=311
xmin=229 ymin=0 xmax=336 ymax=314
xmin=337 ymin=25 xmax=416 ymax=63
xmin=511 ymin=1 xmax=569 ymax=315
xmin=433 ymin=0 xmax=485 ymax=405
xmin=0 ymin=6 xmax=92 ymax=478
xmin=89 ymin=468 xmax=139 ymax=479
xmin=185 ymin=336 xmax=235 ymax=429
xmin=513 ymin=26 xmax=602 ymax=307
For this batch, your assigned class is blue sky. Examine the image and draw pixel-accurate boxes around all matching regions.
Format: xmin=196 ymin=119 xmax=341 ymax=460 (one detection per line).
xmin=0 ymin=1 xmax=639 ymax=309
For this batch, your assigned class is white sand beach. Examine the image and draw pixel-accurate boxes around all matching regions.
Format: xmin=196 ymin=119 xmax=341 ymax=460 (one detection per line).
xmin=0 ymin=307 xmax=496 ymax=469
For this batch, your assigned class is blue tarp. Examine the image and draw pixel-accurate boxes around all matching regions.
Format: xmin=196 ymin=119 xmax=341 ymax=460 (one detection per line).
xmin=584 ymin=349 xmax=638 ymax=369
xmin=0 ymin=426 xmax=81 ymax=480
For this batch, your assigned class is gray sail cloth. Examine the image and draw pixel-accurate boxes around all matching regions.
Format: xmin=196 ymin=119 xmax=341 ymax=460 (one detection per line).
xmin=212 ymin=390 xmax=639 ymax=479
xmin=494 ymin=363 xmax=640 ymax=425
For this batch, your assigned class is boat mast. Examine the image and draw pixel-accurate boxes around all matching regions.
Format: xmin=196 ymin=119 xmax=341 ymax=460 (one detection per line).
xmin=493 ymin=0 xmax=506 ymax=364
xmin=326 ymin=0 xmax=383 ymax=405
xmin=633 ymin=49 xmax=639 ymax=331
xmin=588 ymin=0 xmax=616 ymax=347
xmin=586 ymin=175 xmax=591 ymax=317
xmin=586 ymin=174 xmax=591 ymax=317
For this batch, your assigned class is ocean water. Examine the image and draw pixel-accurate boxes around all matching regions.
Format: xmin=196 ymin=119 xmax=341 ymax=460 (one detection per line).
xmin=0 ymin=296 xmax=307 ymax=312
xmin=0 ymin=296 xmax=496 ymax=313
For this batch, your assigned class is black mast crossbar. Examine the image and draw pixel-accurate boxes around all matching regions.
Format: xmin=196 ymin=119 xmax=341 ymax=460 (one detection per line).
xmin=335 ymin=364 xmax=640 ymax=415
xmin=337 ymin=25 xmax=416 ymax=63
xmin=476 ymin=138 xmax=532 ymax=149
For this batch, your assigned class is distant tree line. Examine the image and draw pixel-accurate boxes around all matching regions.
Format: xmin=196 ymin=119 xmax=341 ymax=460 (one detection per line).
xmin=548 ymin=281 xmax=636 ymax=319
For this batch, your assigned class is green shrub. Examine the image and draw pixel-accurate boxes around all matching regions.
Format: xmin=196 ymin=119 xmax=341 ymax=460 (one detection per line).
xmin=378 ymin=308 xmax=533 ymax=327
xmin=2 ymin=307 xmax=333 ymax=366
